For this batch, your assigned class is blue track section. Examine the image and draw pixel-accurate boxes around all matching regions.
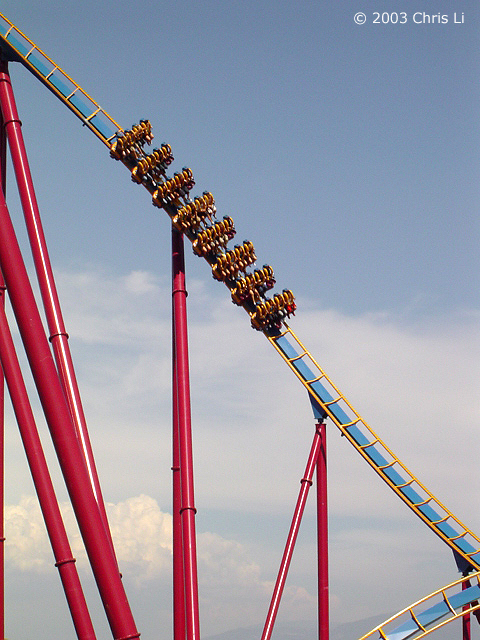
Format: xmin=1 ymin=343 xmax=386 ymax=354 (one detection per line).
xmin=274 ymin=332 xmax=480 ymax=565
xmin=384 ymin=583 xmax=480 ymax=639
xmin=0 ymin=15 xmax=121 ymax=143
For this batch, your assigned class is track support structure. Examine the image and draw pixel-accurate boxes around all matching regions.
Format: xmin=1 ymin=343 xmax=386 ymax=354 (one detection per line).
xmin=0 ymin=59 xmax=114 ymax=556
xmin=172 ymin=226 xmax=201 ymax=640
xmin=0 ymin=103 xmax=5 ymax=640
xmin=463 ymin=578 xmax=471 ymax=640
xmin=0 ymin=280 xmax=96 ymax=640
xmin=317 ymin=421 xmax=329 ymax=640
xmin=0 ymin=59 xmax=140 ymax=640
xmin=261 ymin=418 xmax=329 ymax=640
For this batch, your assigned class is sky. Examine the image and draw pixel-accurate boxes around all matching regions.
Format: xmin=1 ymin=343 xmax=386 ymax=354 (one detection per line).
xmin=0 ymin=0 xmax=478 ymax=638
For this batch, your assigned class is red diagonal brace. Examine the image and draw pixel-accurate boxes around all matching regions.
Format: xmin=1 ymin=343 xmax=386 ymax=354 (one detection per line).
xmin=261 ymin=423 xmax=324 ymax=640
xmin=0 ymin=290 xmax=96 ymax=639
xmin=0 ymin=60 xmax=114 ymax=560
xmin=0 ymin=179 xmax=139 ymax=640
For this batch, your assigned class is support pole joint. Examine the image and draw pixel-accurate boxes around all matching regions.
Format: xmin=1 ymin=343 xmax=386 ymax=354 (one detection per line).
xmin=54 ymin=556 xmax=77 ymax=568
xmin=180 ymin=506 xmax=198 ymax=515
xmin=49 ymin=331 xmax=69 ymax=342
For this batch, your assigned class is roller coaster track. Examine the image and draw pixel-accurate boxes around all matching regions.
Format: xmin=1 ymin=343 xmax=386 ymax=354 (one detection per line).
xmin=360 ymin=572 xmax=480 ymax=639
xmin=0 ymin=12 xmax=478 ymax=638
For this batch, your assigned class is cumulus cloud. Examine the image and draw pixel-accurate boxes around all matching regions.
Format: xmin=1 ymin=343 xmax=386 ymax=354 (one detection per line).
xmin=54 ymin=268 xmax=171 ymax=347
xmin=5 ymin=266 xmax=479 ymax=634
xmin=5 ymin=494 xmax=172 ymax=580
xmin=5 ymin=496 xmax=52 ymax=572
xmin=294 ymin=307 xmax=480 ymax=519
xmin=4 ymin=493 xmax=316 ymax=634
xmin=4 ymin=494 xmax=311 ymax=594
xmin=124 ymin=270 xmax=159 ymax=295
xmin=19 ymin=266 xmax=480 ymax=528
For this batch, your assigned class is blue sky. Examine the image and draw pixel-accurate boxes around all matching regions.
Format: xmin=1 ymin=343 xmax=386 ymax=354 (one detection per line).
xmin=0 ymin=1 xmax=479 ymax=639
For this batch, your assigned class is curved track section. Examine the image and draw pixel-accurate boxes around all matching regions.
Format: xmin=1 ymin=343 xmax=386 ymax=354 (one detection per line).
xmin=268 ymin=326 xmax=480 ymax=570
xmin=1 ymin=6 xmax=480 ymax=610
xmin=360 ymin=572 xmax=480 ymax=639
xmin=0 ymin=14 xmax=121 ymax=144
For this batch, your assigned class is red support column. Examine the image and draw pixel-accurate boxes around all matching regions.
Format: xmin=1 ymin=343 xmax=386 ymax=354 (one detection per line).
xmin=0 ymin=105 xmax=5 ymax=640
xmin=172 ymin=227 xmax=200 ymax=640
xmin=261 ymin=423 xmax=323 ymax=640
xmin=0 ymin=188 xmax=140 ymax=640
xmin=0 ymin=62 xmax=114 ymax=555
xmin=172 ymin=303 xmax=186 ymax=640
xmin=0 ymin=298 xmax=96 ymax=640
xmin=317 ymin=422 xmax=329 ymax=640
xmin=462 ymin=579 xmax=471 ymax=640
xmin=0 ymin=281 xmax=3 ymax=640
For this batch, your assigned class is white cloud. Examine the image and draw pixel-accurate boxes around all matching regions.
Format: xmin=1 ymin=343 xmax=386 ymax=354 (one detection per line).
xmin=197 ymin=531 xmax=316 ymax=633
xmin=106 ymin=495 xmax=173 ymax=583
xmin=4 ymin=493 xmax=316 ymax=635
xmin=53 ymin=268 xmax=171 ymax=347
xmin=124 ymin=270 xmax=159 ymax=295
xmin=5 ymin=266 xmax=479 ymax=635
xmin=21 ymin=266 xmax=480 ymax=527
xmin=5 ymin=494 xmax=173 ymax=581
xmin=198 ymin=531 xmax=261 ymax=587
xmin=5 ymin=496 xmax=52 ymax=572
xmin=5 ymin=493 xmax=309 ymax=592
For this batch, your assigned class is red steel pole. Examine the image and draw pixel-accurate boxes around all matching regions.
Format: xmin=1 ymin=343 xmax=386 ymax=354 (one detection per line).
xmin=172 ymin=227 xmax=201 ymax=640
xmin=0 ymin=290 xmax=3 ymax=640
xmin=0 ymin=63 xmax=114 ymax=553
xmin=0 ymin=189 xmax=140 ymax=640
xmin=462 ymin=578 xmax=471 ymax=640
xmin=261 ymin=423 xmax=323 ymax=640
xmin=172 ymin=304 xmax=186 ymax=640
xmin=0 ymin=298 xmax=96 ymax=640
xmin=317 ymin=422 xmax=329 ymax=640
xmin=0 ymin=108 xmax=5 ymax=640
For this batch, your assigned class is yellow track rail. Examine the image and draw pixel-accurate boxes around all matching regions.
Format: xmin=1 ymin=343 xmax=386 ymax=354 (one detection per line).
xmin=1 ymin=8 xmax=479 ymax=578
xmin=267 ymin=325 xmax=480 ymax=570
xmin=0 ymin=13 xmax=121 ymax=145
xmin=360 ymin=572 xmax=480 ymax=639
